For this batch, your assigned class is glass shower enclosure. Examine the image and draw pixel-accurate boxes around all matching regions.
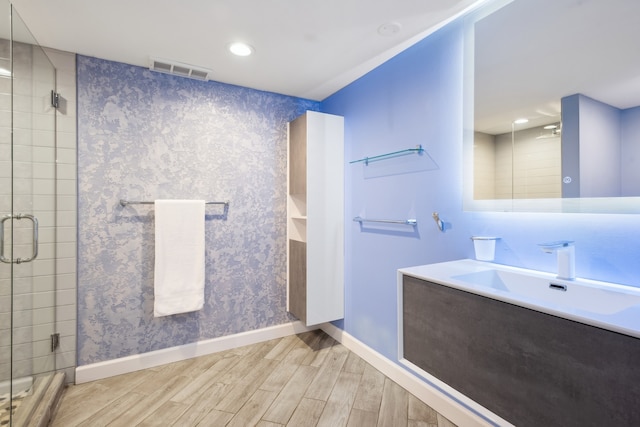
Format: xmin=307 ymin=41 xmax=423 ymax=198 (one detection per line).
xmin=1 ymin=1 xmax=64 ymax=425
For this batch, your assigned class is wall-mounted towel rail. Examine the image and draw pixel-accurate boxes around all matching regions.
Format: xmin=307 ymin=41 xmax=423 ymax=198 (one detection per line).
xmin=120 ymin=199 xmax=229 ymax=207
xmin=353 ymin=216 xmax=417 ymax=226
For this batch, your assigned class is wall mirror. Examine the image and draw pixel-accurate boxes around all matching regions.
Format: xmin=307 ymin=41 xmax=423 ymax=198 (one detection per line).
xmin=463 ymin=0 xmax=640 ymax=213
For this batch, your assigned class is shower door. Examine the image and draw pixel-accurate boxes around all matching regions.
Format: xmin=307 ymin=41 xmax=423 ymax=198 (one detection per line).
xmin=1 ymin=2 xmax=58 ymax=425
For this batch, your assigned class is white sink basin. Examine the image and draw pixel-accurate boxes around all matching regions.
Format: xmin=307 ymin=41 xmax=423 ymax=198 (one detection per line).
xmin=451 ymin=268 xmax=640 ymax=315
xmin=399 ymin=259 xmax=640 ymax=339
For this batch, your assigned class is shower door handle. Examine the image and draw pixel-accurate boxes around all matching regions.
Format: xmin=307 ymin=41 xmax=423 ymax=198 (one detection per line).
xmin=0 ymin=214 xmax=39 ymax=264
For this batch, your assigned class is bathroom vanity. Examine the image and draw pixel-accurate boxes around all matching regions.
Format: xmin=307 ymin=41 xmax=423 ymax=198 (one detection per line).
xmin=398 ymin=260 xmax=640 ymax=427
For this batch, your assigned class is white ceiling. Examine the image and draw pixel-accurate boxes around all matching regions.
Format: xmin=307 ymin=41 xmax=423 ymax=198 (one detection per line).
xmin=10 ymin=0 xmax=482 ymax=101
xmin=474 ymin=0 xmax=640 ymax=135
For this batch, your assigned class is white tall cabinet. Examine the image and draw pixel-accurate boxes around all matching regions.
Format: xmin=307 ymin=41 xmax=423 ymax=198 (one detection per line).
xmin=287 ymin=111 xmax=344 ymax=326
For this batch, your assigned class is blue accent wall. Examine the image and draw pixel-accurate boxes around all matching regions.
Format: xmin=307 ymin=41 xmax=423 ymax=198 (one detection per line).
xmin=322 ymin=23 xmax=470 ymax=360
xmin=76 ymin=55 xmax=319 ymax=364
xmin=322 ymin=18 xmax=640 ymax=366
xmin=560 ymin=94 xmax=580 ymax=198
xmin=621 ymin=106 xmax=640 ymax=196
xmin=577 ymin=95 xmax=622 ymax=197
xmin=562 ymin=94 xmax=622 ymax=197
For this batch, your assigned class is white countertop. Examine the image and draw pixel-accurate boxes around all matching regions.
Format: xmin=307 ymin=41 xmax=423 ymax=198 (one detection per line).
xmin=398 ymin=259 xmax=640 ymax=339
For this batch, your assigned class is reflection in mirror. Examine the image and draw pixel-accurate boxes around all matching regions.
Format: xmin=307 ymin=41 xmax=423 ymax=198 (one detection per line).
xmin=474 ymin=121 xmax=562 ymax=200
xmin=465 ymin=0 xmax=640 ymax=212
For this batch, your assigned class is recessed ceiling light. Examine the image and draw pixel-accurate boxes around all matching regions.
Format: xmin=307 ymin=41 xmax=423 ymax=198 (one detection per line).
xmin=513 ymin=118 xmax=529 ymax=124
xmin=378 ymin=22 xmax=402 ymax=37
xmin=228 ymin=42 xmax=254 ymax=57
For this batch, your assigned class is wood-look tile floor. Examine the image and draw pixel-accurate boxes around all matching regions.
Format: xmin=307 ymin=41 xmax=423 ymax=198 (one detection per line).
xmin=51 ymin=330 xmax=457 ymax=427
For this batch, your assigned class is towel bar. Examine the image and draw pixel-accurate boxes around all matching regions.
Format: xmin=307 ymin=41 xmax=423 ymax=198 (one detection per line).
xmin=120 ymin=199 xmax=229 ymax=207
xmin=353 ymin=216 xmax=417 ymax=226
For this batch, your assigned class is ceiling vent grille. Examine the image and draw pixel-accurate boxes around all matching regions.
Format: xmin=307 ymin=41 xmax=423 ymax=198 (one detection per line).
xmin=149 ymin=57 xmax=212 ymax=81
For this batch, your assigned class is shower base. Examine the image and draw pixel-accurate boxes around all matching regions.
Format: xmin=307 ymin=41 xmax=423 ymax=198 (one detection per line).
xmin=0 ymin=376 xmax=33 ymax=397
xmin=0 ymin=377 xmax=32 ymax=425
xmin=0 ymin=373 xmax=65 ymax=427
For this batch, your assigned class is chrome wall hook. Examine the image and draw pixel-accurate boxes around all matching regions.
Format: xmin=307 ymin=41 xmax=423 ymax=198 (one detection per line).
xmin=432 ymin=212 xmax=445 ymax=232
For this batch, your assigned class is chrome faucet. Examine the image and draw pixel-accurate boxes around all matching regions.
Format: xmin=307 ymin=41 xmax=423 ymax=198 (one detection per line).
xmin=538 ymin=241 xmax=575 ymax=280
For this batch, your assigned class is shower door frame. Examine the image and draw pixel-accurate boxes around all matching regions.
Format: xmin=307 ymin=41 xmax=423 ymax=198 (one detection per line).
xmin=1 ymin=2 xmax=60 ymax=424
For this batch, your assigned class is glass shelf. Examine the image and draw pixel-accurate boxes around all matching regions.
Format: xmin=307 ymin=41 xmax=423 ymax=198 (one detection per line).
xmin=350 ymin=145 xmax=424 ymax=165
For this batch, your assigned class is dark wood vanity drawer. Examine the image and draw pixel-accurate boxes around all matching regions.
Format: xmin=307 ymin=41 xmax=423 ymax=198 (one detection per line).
xmin=403 ymin=274 xmax=640 ymax=427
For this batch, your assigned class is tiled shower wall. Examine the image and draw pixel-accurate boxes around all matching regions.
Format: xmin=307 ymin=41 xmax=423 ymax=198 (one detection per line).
xmin=77 ymin=55 xmax=319 ymax=365
xmin=0 ymin=42 xmax=77 ymax=383
xmin=473 ymin=126 xmax=561 ymax=200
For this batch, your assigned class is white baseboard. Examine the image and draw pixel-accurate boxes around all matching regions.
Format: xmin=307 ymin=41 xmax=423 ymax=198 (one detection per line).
xmin=320 ymin=323 xmax=504 ymax=427
xmin=76 ymin=321 xmax=315 ymax=384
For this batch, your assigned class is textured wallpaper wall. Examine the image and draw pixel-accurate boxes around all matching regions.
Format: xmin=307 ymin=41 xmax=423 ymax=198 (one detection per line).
xmin=76 ymin=55 xmax=319 ymax=365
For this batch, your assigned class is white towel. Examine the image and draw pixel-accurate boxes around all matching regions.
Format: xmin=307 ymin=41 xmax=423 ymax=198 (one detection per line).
xmin=154 ymin=199 xmax=205 ymax=317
